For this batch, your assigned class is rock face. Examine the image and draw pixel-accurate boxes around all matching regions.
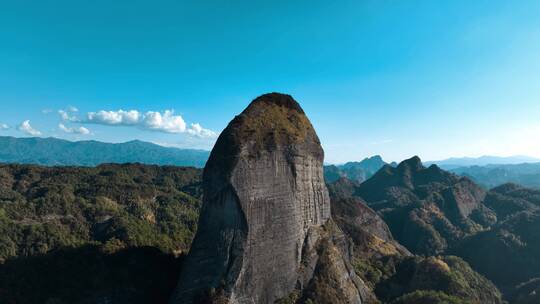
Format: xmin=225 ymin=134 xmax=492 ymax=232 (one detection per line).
xmin=328 ymin=178 xmax=410 ymax=258
xmin=170 ymin=93 xmax=346 ymax=303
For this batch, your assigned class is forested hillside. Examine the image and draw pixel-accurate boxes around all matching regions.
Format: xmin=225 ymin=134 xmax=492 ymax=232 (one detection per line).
xmin=0 ymin=163 xmax=202 ymax=303
xmin=332 ymin=156 xmax=540 ymax=303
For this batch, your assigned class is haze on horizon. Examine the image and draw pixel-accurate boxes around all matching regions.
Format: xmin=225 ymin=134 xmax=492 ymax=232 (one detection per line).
xmin=1 ymin=1 xmax=540 ymax=164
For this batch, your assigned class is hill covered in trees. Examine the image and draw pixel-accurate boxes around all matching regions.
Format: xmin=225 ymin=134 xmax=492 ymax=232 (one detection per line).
xmin=0 ymin=163 xmax=202 ymax=303
xmin=330 ymin=156 xmax=540 ymax=303
xmin=0 ymin=136 xmax=210 ymax=167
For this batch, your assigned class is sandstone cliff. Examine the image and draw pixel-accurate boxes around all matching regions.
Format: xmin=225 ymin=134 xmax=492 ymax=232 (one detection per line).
xmin=170 ymin=93 xmax=362 ymax=304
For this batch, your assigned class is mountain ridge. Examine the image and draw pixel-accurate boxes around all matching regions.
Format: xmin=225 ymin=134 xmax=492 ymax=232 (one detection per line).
xmin=450 ymin=163 xmax=540 ymax=189
xmin=0 ymin=136 xmax=210 ymax=167
xmin=328 ymin=155 xmax=540 ymax=302
xmin=425 ymin=155 xmax=540 ymax=170
xmin=324 ymin=155 xmax=391 ymax=183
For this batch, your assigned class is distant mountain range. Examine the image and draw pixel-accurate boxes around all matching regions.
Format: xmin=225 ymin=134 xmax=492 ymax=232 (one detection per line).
xmin=3 ymin=136 xmax=540 ymax=189
xmin=450 ymin=163 xmax=540 ymax=189
xmin=425 ymin=155 xmax=540 ymax=170
xmin=423 ymin=155 xmax=540 ymax=189
xmin=324 ymin=155 xmax=540 ymax=190
xmin=324 ymin=155 xmax=394 ymax=183
xmin=0 ymin=136 xmax=210 ymax=167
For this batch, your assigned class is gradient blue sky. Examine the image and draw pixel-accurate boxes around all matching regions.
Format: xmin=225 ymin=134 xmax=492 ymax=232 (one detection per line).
xmin=1 ymin=0 xmax=540 ymax=163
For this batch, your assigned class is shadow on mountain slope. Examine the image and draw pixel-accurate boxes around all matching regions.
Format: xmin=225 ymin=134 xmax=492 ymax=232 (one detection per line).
xmin=0 ymin=245 xmax=182 ymax=304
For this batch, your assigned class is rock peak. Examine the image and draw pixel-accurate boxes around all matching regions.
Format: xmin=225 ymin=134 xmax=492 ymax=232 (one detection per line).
xmin=246 ymin=92 xmax=305 ymax=114
xmin=205 ymin=93 xmax=322 ymax=182
xmin=171 ymin=93 xmax=335 ymax=304
xmin=232 ymin=93 xmax=313 ymax=145
xmin=398 ymin=155 xmax=424 ymax=171
xmin=365 ymin=155 xmax=383 ymax=162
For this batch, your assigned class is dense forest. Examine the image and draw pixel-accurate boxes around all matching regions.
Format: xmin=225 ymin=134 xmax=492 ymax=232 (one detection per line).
xmin=0 ymin=163 xmax=202 ymax=303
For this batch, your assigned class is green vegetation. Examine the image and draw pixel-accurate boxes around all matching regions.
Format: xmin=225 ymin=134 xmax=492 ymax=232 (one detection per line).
xmin=390 ymin=290 xmax=467 ymax=304
xmin=0 ymin=245 xmax=183 ymax=304
xmin=348 ymin=242 xmax=502 ymax=303
xmin=0 ymin=163 xmax=202 ymax=303
xmin=353 ymin=255 xmax=399 ymax=289
xmin=228 ymin=93 xmax=315 ymax=151
xmin=451 ymin=210 xmax=540 ymax=290
xmin=275 ymin=290 xmax=301 ymax=304
xmin=375 ymin=256 xmax=502 ymax=304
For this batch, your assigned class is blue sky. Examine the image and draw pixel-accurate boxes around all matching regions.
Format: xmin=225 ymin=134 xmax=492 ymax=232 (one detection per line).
xmin=1 ymin=0 xmax=540 ymax=163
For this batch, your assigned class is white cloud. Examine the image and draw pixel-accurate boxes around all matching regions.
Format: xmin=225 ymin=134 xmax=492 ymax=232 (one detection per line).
xmin=18 ymin=120 xmax=41 ymax=136
xmin=187 ymin=123 xmax=217 ymax=138
xmin=142 ymin=110 xmax=186 ymax=133
xmin=42 ymin=109 xmax=53 ymax=114
xmin=58 ymin=110 xmax=79 ymax=122
xmin=86 ymin=109 xmax=140 ymax=125
xmin=57 ymin=106 xmax=81 ymax=121
xmin=58 ymin=123 xmax=90 ymax=135
xmin=82 ymin=109 xmax=216 ymax=138
xmin=0 ymin=123 xmax=9 ymax=130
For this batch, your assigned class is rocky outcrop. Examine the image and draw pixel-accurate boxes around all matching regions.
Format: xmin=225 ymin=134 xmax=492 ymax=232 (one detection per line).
xmin=327 ymin=177 xmax=504 ymax=304
xmin=328 ymin=178 xmax=410 ymax=258
xmin=299 ymin=222 xmax=373 ymax=304
xmin=170 ymin=93 xmax=362 ymax=304
xmin=375 ymin=256 xmax=503 ymax=304
xmin=354 ymin=156 xmax=496 ymax=255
